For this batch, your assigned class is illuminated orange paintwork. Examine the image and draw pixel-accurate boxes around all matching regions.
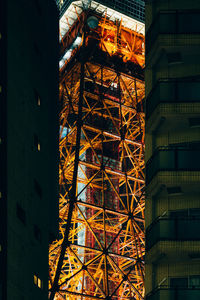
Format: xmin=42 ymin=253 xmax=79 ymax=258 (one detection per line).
xmin=60 ymin=11 xmax=145 ymax=70
xmin=49 ymin=8 xmax=145 ymax=300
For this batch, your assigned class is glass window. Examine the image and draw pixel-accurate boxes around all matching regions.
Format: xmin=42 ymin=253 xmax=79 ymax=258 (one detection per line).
xmin=34 ymin=179 xmax=43 ymax=198
xmin=178 ymin=13 xmax=200 ymax=33
xmin=167 ymin=52 xmax=182 ymax=65
xmin=170 ymin=277 xmax=188 ymax=288
xmin=16 ymin=203 xmax=26 ymax=225
xmin=178 ymin=150 xmax=200 ymax=169
xmin=33 ymin=274 xmax=43 ymax=289
xmin=189 ymin=276 xmax=200 ymax=288
xmin=189 ymin=208 xmax=200 ymax=218
xmin=34 ymin=134 xmax=41 ymax=151
xmin=160 ymin=82 xmax=176 ymax=102
xmin=178 ymin=82 xmax=200 ymax=102
xmin=34 ymin=225 xmax=42 ymax=242
xmin=189 ymin=118 xmax=200 ymax=128
xmin=34 ymin=89 xmax=41 ymax=106
xmin=170 ymin=210 xmax=188 ymax=218
xmin=159 ymin=150 xmax=175 ymax=170
xmin=167 ymin=186 xmax=182 ymax=195
xmin=160 ymin=13 xmax=176 ymax=33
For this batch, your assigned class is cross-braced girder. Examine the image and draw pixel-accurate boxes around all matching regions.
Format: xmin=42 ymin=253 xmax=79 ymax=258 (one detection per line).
xmin=49 ymin=7 xmax=145 ymax=300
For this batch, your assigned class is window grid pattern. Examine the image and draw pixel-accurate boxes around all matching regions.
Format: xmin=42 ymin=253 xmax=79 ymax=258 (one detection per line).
xmin=56 ymin=0 xmax=145 ymax=22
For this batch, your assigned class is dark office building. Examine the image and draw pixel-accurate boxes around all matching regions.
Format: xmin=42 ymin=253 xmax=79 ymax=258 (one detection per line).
xmin=145 ymin=0 xmax=200 ymax=299
xmin=0 ymin=0 xmax=59 ymax=299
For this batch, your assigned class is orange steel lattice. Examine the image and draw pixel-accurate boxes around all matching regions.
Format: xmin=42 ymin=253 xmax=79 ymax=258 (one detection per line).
xmin=49 ymin=8 xmax=145 ymax=300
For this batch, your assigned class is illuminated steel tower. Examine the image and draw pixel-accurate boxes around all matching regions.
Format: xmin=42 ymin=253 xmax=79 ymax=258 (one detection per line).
xmin=49 ymin=1 xmax=145 ymax=299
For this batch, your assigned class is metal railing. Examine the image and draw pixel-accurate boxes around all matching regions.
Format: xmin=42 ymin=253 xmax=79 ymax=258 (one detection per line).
xmin=146 ymin=216 xmax=200 ymax=250
xmin=146 ymin=286 xmax=200 ymax=300
xmin=145 ymin=79 xmax=200 ymax=119
xmin=146 ymin=146 xmax=200 ymax=184
xmin=146 ymin=10 xmax=200 ymax=54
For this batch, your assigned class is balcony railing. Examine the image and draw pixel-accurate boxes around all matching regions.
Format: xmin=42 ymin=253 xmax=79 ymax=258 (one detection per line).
xmin=146 ymin=287 xmax=200 ymax=300
xmin=146 ymin=10 xmax=200 ymax=54
xmin=146 ymin=147 xmax=200 ymax=185
xmin=146 ymin=79 xmax=200 ymax=119
xmin=146 ymin=217 xmax=200 ymax=251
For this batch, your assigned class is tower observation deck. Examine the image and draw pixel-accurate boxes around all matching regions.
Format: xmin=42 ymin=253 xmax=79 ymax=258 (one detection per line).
xmin=49 ymin=1 xmax=145 ymax=299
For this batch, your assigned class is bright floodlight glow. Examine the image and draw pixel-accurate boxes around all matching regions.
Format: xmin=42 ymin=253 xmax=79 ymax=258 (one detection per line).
xmin=59 ymin=49 xmax=73 ymax=68
xmin=73 ymin=36 xmax=82 ymax=47
xmin=59 ymin=36 xmax=82 ymax=69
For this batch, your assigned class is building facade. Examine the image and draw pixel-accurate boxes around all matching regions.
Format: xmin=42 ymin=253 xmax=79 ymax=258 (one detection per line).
xmin=145 ymin=0 xmax=200 ymax=299
xmin=0 ymin=1 xmax=59 ymax=299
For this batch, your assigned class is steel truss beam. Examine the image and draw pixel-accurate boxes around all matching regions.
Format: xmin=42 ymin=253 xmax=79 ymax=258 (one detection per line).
xmin=49 ymin=10 xmax=145 ymax=300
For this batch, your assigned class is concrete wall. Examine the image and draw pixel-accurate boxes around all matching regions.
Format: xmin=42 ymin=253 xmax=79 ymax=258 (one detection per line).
xmin=145 ymin=0 xmax=200 ymax=297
